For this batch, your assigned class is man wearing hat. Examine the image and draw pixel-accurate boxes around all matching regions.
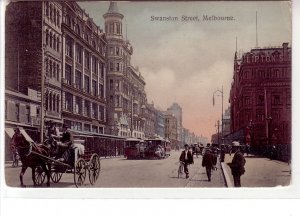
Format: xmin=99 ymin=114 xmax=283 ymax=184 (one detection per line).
xmin=179 ymin=144 xmax=194 ymax=178
xmin=46 ymin=120 xmax=60 ymax=144
xmin=229 ymin=145 xmax=246 ymax=187
xmin=58 ymin=124 xmax=74 ymax=163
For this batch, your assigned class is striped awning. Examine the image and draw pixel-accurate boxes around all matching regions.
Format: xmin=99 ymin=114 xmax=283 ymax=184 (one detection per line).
xmin=5 ymin=127 xmax=34 ymax=143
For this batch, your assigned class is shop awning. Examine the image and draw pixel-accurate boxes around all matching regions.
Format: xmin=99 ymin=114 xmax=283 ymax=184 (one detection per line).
xmin=5 ymin=127 xmax=34 ymax=143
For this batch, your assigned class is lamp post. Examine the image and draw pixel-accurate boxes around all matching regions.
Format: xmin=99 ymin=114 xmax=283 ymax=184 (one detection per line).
xmin=213 ymin=86 xmax=224 ymax=148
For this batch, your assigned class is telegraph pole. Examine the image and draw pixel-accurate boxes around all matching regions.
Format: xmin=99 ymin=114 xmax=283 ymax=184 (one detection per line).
xmin=40 ymin=1 xmax=45 ymax=143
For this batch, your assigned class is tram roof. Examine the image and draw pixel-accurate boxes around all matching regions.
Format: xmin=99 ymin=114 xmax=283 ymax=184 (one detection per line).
xmin=70 ymin=129 xmax=126 ymax=140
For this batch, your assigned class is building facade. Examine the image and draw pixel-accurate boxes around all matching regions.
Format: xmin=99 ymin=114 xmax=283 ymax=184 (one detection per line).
xmin=5 ymin=1 xmax=108 ymax=137
xmin=165 ymin=114 xmax=178 ymax=148
xmin=61 ymin=2 xmax=107 ymax=133
xmin=167 ymin=102 xmax=183 ymax=144
xmin=155 ymin=109 xmax=165 ymax=138
xmin=103 ymin=2 xmax=147 ymax=138
xmin=229 ymin=43 xmax=291 ymax=158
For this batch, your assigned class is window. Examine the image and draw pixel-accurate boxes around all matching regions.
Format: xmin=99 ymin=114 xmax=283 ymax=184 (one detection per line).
xmin=75 ymin=24 xmax=80 ymax=35
xmin=92 ymin=103 xmax=97 ymax=119
xmin=115 ymin=95 xmax=120 ymax=107
xmin=116 ymin=24 xmax=121 ymax=34
xmin=109 ymin=79 xmax=113 ymax=90
xmin=109 ymin=62 xmax=114 ymax=71
xmin=84 ymin=75 xmax=90 ymax=93
xmin=110 ymin=47 xmax=114 ymax=55
xmin=92 ymin=126 xmax=98 ymax=133
xmin=75 ymin=70 xmax=82 ymax=89
xmin=46 ymin=30 xmax=49 ymax=45
xmin=49 ymin=93 xmax=53 ymax=111
xmin=65 ymin=92 xmax=73 ymax=112
xmin=99 ymin=84 xmax=104 ymax=98
xmin=100 ymin=63 xmax=104 ymax=78
xmin=115 ymin=80 xmax=120 ymax=90
xmin=116 ymin=63 xmax=120 ymax=71
xmin=53 ymin=94 xmax=56 ymax=112
xmin=85 ymin=52 xmax=90 ymax=69
xmin=84 ymin=124 xmax=90 ymax=132
xmin=244 ymin=96 xmax=250 ymax=105
xmin=116 ymin=47 xmax=119 ymax=55
xmin=92 ymin=80 xmax=97 ymax=96
xmin=272 ymin=95 xmax=281 ymax=105
xmin=49 ymin=60 xmax=53 ymax=78
xmin=65 ymin=15 xmax=71 ymax=26
xmin=92 ymin=57 xmax=97 ymax=74
xmin=75 ymin=97 xmax=82 ymax=114
xmin=50 ymin=32 xmax=53 ymax=48
xmin=56 ymin=64 xmax=59 ymax=81
xmin=84 ymin=100 xmax=90 ymax=117
xmin=256 ymin=112 xmax=265 ymax=122
xmin=25 ymin=106 xmax=30 ymax=123
xmin=75 ymin=44 xmax=82 ymax=63
xmin=258 ymin=95 xmax=264 ymax=105
xmin=56 ymin=36 xmax=60 ymax=52
xmin=56 ymin=11 xmax=60 ymax=26
xmin=65 ymin=64 xmax=72 ymax=84
xmin=56 ymin=95 xmax=60 ymax=112
xmin=65 ymin=36 xmax=72 ymax=57
xmin=99 ymin=106 xmax=104 ymax=120
xmin=109 ymin=23 xmax=114 ymax=33
xmin=53 ymin=35 xmax=56 ymax=50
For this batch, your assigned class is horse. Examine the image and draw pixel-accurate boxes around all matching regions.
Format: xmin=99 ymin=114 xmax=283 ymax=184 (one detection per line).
xmin=11 ymin=129 xmax=51 ymax=187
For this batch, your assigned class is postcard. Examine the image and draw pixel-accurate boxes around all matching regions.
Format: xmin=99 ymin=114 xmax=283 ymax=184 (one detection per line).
xmin=1 ymin=0 xmax=297 ymax=199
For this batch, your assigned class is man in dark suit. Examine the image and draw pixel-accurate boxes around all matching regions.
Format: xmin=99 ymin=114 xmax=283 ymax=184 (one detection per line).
xmin=179 ymin=144 xmax=194 ymax=178
xmin=202 ymin=149 xmax=214 ymax=181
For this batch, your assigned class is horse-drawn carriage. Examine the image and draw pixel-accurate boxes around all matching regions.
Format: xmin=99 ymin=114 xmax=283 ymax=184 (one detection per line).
xmin=8 ymin=127 xmax=100 ymax=187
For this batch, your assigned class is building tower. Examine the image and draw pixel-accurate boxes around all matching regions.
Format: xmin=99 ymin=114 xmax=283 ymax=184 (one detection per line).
xmin=103 ymin=2 xmax=147 ymax=138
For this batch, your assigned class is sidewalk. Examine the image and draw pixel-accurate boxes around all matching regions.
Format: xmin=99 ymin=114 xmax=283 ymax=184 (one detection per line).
xmin=221 ymin=154 xmax=291 ymax=187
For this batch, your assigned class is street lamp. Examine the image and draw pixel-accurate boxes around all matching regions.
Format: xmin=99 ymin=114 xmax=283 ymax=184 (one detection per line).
xmin=213 ymin=86 xmax=224 ymax=148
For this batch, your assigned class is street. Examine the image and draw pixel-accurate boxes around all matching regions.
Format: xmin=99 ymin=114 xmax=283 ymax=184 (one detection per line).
xmin=5 ymin=151 xmax=226 ymax=188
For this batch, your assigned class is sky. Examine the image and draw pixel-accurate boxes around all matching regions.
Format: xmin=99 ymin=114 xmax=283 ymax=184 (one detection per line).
xmin=79 ymin=1 xmax=291 ymax=139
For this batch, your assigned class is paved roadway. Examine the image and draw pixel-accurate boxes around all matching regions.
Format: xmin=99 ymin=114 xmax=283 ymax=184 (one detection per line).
xmin=5 ymin=150 xmax=226 ymax=188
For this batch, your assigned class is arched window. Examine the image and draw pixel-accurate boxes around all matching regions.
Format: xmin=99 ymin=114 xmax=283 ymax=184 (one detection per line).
xmin=92 ymin=41 xmax=96 ymax=48
xmin=65 ymin=15 xmax=71 ymax=26
xmin=75 ymin=24 xmax=80 ymax=35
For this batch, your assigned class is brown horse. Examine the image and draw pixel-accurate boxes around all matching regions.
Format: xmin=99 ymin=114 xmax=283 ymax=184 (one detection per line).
xmin=11 ymin=129 xmax=51 ymax=187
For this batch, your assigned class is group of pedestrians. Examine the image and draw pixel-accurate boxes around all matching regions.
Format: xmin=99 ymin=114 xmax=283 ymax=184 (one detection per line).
xmin=179 ymin=143 xmax=246 ymax=187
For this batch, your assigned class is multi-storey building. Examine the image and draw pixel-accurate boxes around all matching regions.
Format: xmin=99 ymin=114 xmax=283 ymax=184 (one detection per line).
xmin=60 ymin=2 xmax=107 ymax=133
xmin=5 ymin=1 xmax=108 ymax=137
xmin=4 ymin=88 xmax=41 ymax=160
xmin=165 ymin=113 xmax=178 ymax=148
xmin=229 ymin=43 xmax=291 ymax=157
xmin=155 ymin=109 xmax=165 ymax=138
xmin=5 ymin=1 xmax=63 ymax=126
xmin=167 ymin=102 xmax=183 ymax=144
xmin=144 ymin=103 xmax=156 ymax=138
xmin=103 ymin=2 xmax=147 ymax=138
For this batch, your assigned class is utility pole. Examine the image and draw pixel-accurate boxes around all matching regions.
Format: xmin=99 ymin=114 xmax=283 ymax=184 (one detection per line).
xmin=40 ymin=1 xmax=45 ymax=144
xmin=213 ymin=86 xmax=224 ymax=148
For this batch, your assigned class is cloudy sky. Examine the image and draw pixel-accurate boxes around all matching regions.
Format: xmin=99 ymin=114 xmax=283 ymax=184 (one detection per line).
xmin=79 ymin=1 xmax=291 ymax=139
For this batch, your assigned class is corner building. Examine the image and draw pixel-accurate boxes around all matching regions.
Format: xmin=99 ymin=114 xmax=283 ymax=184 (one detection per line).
xmin=230 ymin=43 xmax=291 ymax=159
xmin=103 ymin=2 xmax=147 ymax=138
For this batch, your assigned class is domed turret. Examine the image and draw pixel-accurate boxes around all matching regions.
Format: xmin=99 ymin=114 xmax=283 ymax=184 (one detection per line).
xmin=103 ymin=2 xmax=123 ymax=37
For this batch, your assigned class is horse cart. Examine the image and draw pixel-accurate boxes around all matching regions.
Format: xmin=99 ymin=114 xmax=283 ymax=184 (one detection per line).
xmin=8 ymin=127 xmax=101 ymax=188
xmin=33 ymin=140 xmax=101 ymax=188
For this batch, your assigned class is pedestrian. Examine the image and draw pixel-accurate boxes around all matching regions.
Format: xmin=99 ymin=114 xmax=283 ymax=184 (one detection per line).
xmin=220 ymin=145 xmax=225 ymax=162
xmin=179 ymin=144 xmax=194 ymax=178
xmin=202 ymin=149 xmax=214 ymax=181
xmin=229 ymin=146 xmax=246 ymax=187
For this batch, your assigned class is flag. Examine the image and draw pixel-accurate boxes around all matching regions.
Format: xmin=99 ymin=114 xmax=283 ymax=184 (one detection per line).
xmin=213 ymin=95 xmax=215 ymax=106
